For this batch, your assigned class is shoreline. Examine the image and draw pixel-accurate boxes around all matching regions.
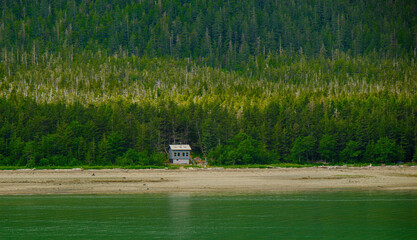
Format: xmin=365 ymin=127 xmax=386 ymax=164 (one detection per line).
xmin=0 ymin=166 xmax=416 ymax=195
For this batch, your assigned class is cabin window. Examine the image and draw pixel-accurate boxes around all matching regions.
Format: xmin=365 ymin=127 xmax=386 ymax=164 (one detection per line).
xmin=186 ymin=152 xmax=189 ymax=157
xmin=174 ymin=152 xmax=177 ymax=157
xmin=183 ymin=152 xmax=185 ymax=156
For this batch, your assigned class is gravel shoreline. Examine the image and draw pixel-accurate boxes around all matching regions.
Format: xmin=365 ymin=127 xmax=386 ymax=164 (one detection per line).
xmin=0 ymin=166 xmax=416 ymax=195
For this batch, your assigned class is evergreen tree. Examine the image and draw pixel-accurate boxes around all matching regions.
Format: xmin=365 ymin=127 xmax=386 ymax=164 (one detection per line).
xmin=340 ymin=140 xmax=362 ymax=163
xmin=289 ymin=135 xmax=316 ymax=163
xmin=318 ymin=134 xmax=337 ymax=163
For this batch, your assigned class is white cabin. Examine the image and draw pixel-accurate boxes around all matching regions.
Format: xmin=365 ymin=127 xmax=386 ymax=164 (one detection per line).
xmin=169 ymin=144 xmax=191 ymax=164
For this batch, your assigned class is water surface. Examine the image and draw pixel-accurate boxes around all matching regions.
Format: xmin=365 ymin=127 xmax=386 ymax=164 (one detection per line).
xmin=1 ymin=191 xmax=416 ymax=239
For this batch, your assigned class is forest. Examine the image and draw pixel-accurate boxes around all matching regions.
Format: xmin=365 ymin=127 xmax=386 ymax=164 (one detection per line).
xmin=0 ymin=0 xmax=416 ymax=166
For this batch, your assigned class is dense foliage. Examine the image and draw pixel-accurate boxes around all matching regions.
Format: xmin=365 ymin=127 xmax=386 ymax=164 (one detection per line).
xmin=0 ymin=0 xmax=416 ymax=166
xmin=1 ymin=0 xmax=416 ymax=67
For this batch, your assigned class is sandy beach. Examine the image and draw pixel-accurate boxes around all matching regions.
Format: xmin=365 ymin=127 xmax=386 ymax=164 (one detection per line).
xmin=0 ymin=166 xmax=416 ymax=195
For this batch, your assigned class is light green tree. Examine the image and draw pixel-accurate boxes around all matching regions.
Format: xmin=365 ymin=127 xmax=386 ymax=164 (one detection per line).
xmin=318 ymin=134 xmax=337 ymax=163
xmin=289 ymin=135 xmax=316 ymax=163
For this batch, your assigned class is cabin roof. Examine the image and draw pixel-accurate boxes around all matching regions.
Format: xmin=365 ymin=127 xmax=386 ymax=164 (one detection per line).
xmin=169 ymin=144 xmax=192 ymax=151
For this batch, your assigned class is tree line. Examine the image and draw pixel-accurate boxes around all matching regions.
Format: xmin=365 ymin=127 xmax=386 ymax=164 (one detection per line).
xmin=0 ymin=58 xmax=416 ymax=166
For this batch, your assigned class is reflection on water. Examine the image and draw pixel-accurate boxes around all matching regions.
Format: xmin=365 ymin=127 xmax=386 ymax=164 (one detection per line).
xmin=0 ymin=192 xmax=416 ymax=239
xmin=169 ymin=193 xmax=192 ymax=239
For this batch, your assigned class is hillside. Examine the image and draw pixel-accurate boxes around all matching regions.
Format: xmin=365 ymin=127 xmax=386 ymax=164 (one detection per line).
xmin=0 ymin=0 xmax=416 ymax=166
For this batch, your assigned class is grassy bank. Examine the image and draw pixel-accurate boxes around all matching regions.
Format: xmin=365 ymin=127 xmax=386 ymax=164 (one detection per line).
xmin=1 ymin=162 xmax=415 ymax=170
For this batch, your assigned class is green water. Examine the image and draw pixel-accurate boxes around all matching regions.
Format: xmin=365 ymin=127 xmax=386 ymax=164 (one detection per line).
xmin=1 ymin=192 xmax=416 ymax=239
